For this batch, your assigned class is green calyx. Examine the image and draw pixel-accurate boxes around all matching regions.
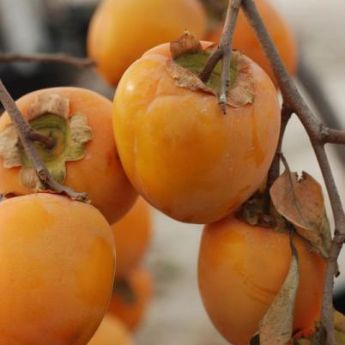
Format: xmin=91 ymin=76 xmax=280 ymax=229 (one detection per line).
xmin=167 ymin=32 xmax=255 ymax=107
xmin=174 ymin=50 xmax=238 ymax=95
xmin=0 ymin=94 xmax=92 ymax=190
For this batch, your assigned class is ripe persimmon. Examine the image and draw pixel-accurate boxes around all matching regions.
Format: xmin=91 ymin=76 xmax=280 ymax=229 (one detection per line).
xmin=198 ymin=217 xmax=326 ymax=345
xmin=88 ymin=315 xmax=133 ymax=345
xmin=109 ymin=267 xmax=153 ymax=331
xmin=205 ymin=0 xmax=297 ymax=84
xmin=0 ymin=193 xmax=115 ymax=345
xmin=0 ymin=87 xmax=137 ymax=223
xmin=87 ymin=0 xmax=207 ymax=85
xmin=112 ymin=197 xmax=152 ymax=277
xmin=113 ymin=38 xmax=281 ymax=224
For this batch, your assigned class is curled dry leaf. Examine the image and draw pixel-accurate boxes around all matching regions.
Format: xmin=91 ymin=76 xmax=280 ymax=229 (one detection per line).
xmin=254 ymin=237 xmax=299 ymax=345
xmin=167 ymin=32 xmax=255 ymax=108
xmin=170 ymin=31 xmax=202 ymax=59
xmin=270 ymin=171 xmax=332 ymax=258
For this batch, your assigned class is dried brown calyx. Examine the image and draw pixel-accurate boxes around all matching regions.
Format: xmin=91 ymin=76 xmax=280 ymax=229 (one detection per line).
xmin=0 ymin=93 xmax=92 ymax=190
xmin=167 ymin=32 xmax=255 ymax=108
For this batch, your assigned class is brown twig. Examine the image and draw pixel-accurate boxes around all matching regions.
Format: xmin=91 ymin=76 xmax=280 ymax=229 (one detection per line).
xmin=0 ymin=53 xmax=95 ymax=68
xmin=0 ymin=79 xmax=88 ymax=201
xmin=266 ymin=104 xmax=293 ymax=190
xmin=199 ymin=0 xmax=242 ymax=113
xmin=237 ymin=0 xmax=345 ymax=344
xmin=263 ymin=104 xmax=292 ymax=213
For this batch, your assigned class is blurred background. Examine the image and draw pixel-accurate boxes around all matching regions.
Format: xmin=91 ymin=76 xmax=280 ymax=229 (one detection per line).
xmin=0 ymin=0 xmax=344 ymax=344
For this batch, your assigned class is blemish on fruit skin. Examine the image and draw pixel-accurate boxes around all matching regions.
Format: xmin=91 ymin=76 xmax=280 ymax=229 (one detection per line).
xmin=76 ymin=237 xmax=115 ymax=307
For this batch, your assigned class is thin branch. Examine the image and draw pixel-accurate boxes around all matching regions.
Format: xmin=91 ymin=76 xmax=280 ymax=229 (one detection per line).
xmin=240 ymin=0 xmax=345 ymax=344
xmin=0 ymin=79 xmax=88 ymax=201
xmin=266 ymin=104 xmax=293 ymax=190
xmin=263 ymin=105 xmax=292 ymax=213
xmin=0 ymin=53 xmax=95 ymax=68
xmin=199 ymin=0 xmax=242 ymax=113
xmin=320 ymin=127 xmax=345 ymax=145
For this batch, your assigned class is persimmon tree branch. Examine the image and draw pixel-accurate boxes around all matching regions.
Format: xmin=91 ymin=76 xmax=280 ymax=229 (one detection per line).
xmin=199 ymin=0 xmax=242 ymax=113
xmin=0 ymin=53 xmax=95 ymax=68
xmin=0 ymin=79 xmax=88 ymax=201
xmin=237 ymin=1 xmax=345 ymax=344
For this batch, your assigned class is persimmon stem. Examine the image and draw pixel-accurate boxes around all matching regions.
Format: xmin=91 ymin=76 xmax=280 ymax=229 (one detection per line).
xmin=199 ymin=0 xmax=242 ymax=113
xmin=0 ymin=53 xmax=95 ymax=68
xmin=238 ymin=0 xmax=345 ymax=343
xmin=0 ymin=79 xmax=88 ymax=201
xmin=27 ymin=130 xmax=56 ymax=149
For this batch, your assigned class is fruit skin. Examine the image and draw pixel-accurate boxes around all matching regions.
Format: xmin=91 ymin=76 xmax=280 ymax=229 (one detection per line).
xmin=0 ymin=87 xmax=137 ymax=224
xmin=206 ymin=0 xmax=297 ymax=84
xmin=109 ymin=267 xmax=153 ymax=331
xmin=88 ymin=315 xmax=133 ymax=345
xmin=0 ymin=193 xmax=115 ymax=345
xmin=113 ymin=42 xmax=281 ymax=224
xmin=112 ymin=197 xmax=152 ymax=277
xmin=87 ymin=0 xmax=206 ymax=85
xmin=198 ymin=217 xmax=326 ymax=345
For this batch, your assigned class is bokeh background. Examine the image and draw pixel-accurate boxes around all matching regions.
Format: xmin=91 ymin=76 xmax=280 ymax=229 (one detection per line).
xmin=0 ymin=1 xmax=344 ymax=344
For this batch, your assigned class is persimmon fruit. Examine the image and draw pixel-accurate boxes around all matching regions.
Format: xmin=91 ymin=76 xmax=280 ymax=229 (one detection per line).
xmin=198 ymin=216 xmax=326 ymax=345
xmin=112 ymin=197 xmax=152 ymax=277
xmin=87 ymin=0 xmax=207 ymax=85
xmin=205 ymin=0 xmax=297 ymax=84
xmin=109 ymin=267 xmax=153 ymax=331
xmin=0 ymin=193 xmax=115 ymax=345
xmin=113 ymin=39 xmax=281 ymax=224
xmin=0 ymin=87 xmax=137 ymax=223
xmin=88 ymin=315 xmax=133 ymax=345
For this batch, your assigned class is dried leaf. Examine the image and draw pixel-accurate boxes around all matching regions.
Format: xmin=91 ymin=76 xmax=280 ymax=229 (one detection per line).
xmin=270 ymin=171 xmax=332 ymax=258
xmin=0 ymin=125 xmax=21 ymax=167
xmin=227 ymin=53 xmax=255 ymax=107
xmin=170 ymin=31 xmax=203 ymax=59
xmin=258 ymin=238 xmax=299 ymax=345
xmin=27 ymin=93 xmax=70 ymax=120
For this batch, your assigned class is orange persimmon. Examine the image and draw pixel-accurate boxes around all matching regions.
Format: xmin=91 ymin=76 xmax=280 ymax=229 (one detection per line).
xmin=112 ymin=197 xmax=152 ymax=277
xmin=87 ymin=0 xmax=207 ymax=85
xmin=0 ymin=87 xmax=137 ymax=223
xmin=88 ymin=315 xmax=133 ymax=345
xmin=206 ymin=0 xmax=297 ymax=84
xmin=0 ymin=193 xmax=115 ymax=345
xmin=109 ymin=267 xmax=153 ymax=331
xmin=198 ymin=217 xmax=326 ymax=345
xmin=112 ymin=40 xmax=281 ymax=224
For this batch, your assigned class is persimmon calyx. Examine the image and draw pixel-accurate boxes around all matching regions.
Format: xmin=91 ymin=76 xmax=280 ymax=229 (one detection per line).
xmin=113 ymin=278 xmax=137 ymax=304
xmin=0 ymin=93 xmax=92 ymax=190
xmin=167 ymin=31 xmax=255 ymax=108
